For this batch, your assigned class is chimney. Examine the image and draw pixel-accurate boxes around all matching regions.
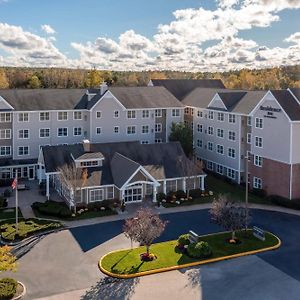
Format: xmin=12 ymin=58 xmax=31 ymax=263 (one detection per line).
xmin=82 ymin=139 xmax=91 ymax=152
xmin=86 ymin=90 xmax=94 ymax=101
xmin=100 ymin=82 xmax=108 ymax=96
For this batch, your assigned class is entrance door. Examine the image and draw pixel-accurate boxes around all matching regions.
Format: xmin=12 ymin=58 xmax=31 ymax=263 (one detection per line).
xmin=124 ymin=185 xmax=143 ymax=203
xmin=29 ymin=167 xmax=35 ymax=180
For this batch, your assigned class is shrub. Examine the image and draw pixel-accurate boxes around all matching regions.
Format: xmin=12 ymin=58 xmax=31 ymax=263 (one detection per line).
xmin=3 ymin=189 xmax=11 ymax=198
xmin=0 ymin=277 xmax=17 ymax=300
xmin=166 ymin=191 xmax=176 ymax=202
xmin=189 ymin=189 xmax=203 ymax=199
xmin=0 ymin=179 xmax=13 ymax=188
xmin=268 ymin=195 xmax=300 ymax=210
xmin=177 ymin=234 xmax=190 ymax=246
xmin=175 ymin=190 xmax=186 ymax=199
xmin=251 ymin=188 xmax=267 ymax=198
xmin=32 ymin=200 xmax=72 ymax=218
xmin=187 ymin=241 xmax=212 ymax=258
xmin=157 ymin=193 xmax=166 ymax=202
xmin=0 ymin=197 xmax=8 ymax=208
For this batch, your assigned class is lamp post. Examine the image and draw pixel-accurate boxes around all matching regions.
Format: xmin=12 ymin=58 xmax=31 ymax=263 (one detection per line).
xmin=245 ymin=154 xmax=249 ymax=230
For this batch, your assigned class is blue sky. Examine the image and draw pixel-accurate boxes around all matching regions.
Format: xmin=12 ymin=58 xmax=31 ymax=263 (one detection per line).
xmin=0 ymin=0 xmax=299 ymax=71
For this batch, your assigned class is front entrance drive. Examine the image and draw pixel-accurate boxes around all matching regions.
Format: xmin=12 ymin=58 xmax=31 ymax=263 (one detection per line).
xmin=4 ymin=209 xmax=300 ymax=300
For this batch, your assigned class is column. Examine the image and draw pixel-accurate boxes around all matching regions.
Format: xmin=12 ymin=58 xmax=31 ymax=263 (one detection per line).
xmin=200 ymin=176 xmax=205 ymax=191
xmin=46 ymin=174 xmax=50 ymax=200
xmin=182 ymin=178 xmax=186 ymax=193
xmin=38 ymin=165 xmax=42 ymax=184
xmin=163 ymin=180 xmax=167 ymax=194
xmin=153 ymin=185 xmax=157 ymax=203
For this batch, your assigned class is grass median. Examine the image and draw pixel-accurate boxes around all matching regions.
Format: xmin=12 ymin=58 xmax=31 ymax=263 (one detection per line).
xmin=100 ymin=230 xmax=280 ymax=277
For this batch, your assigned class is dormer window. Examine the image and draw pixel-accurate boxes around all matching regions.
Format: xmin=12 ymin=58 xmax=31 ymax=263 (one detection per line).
xmin=73 ymin=151 xmax=104 ymax=168
xmin=80 ymin=160 xmax=100 ymax=167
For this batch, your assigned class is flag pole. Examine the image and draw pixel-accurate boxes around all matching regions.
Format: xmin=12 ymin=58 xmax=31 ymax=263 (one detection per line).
xmin=15 ymin=172 xmax=18 ymax=234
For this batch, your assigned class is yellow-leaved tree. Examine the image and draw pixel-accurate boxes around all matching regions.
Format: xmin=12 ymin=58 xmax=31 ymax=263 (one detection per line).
xmin=0 ymin=246 xmax=17 ymax=272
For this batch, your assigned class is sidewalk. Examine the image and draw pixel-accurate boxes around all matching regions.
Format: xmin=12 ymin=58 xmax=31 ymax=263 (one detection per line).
xmin=63 ymin=202 xmax=300 ymax=229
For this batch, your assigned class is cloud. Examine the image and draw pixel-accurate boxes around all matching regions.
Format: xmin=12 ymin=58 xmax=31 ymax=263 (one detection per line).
xmin=285 ymin=32 xmax=300 ymax=44
xmin=41 ymin=24 xmax=56 ymax=35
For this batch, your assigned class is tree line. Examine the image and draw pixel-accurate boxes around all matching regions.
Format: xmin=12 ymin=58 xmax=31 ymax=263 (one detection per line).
xmin=0 ymin=65 xmax=299 ymax=90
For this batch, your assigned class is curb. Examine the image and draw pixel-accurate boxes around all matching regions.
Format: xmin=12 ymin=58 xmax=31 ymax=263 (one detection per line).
xmin=98 ymin=231 xmax=281 ymax=279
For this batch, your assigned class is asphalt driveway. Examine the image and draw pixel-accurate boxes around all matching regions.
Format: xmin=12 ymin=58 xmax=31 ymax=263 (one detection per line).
xmin=5 ymin=208 xmax=300 ymax=299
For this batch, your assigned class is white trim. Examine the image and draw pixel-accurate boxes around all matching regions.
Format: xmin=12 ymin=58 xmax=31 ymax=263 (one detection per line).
xmin=39 ymin=128 xmax=50 ymax=138
xmin=18 ymin=128 xmax=30 ymax=139
xmin=290 ymin=122 xmax=293 ymax=199
xmin=57 ymin=111 xmax=68 ymax=121
xmin=0 ymin=96 xmax=14 ymax=110
xmin=73 ymin=111 xmax=82 ymax=120
xmin=39 ymin=112 xmax=50 ymax=122
xmin=89 ymin=90 xmax=127 ymax=111
xmin=126 ymin=125 xmax=136 ymax=135
xmin=57 ymin=127 xmax=68 ymax=137
xmin=207 ymin=93 xmax=227 ymax=110
xmin=288 ymin=88 xmax=300 ymax=105
xmin=17 ymin=112 xmax=29 ymax=122
xmin=17 ymin=145 xmax=30 ymax=156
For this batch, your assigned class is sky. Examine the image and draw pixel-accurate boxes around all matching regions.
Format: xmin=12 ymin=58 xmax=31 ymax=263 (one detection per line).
xmin=0 ymin=0 xmax=299 ymax=71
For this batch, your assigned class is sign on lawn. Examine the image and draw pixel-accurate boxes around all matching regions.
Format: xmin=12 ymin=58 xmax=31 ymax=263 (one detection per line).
xmin=253 ymin=226 xmax=265 ymax=241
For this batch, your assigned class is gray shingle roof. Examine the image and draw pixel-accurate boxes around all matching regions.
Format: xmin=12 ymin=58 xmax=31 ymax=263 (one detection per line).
xmin=75 ymin=152 xmax=104 ymax=160
xmin=150 ymin=79 xmax=225 ymax=100
xmin=182 ymin=88 xmax=221 ymax=107
xmin=271 ymin=90 xmax=300 ymax=121
xmin=290 ymin=88 xmax=300 ymax=102
xmin=41 ymin=141 xmax=204 ymax=187
xmin=217 ymin=92 xmax=247 ymax=110
xmin=0 ymin=89 xmax=86 ymax=111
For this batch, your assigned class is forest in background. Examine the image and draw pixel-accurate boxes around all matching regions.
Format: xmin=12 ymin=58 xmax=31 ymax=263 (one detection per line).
xmin=0 ymin=65 xmax=299 ymax=90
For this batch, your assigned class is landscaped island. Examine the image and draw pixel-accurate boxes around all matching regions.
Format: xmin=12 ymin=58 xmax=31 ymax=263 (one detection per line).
xmin=99 ymin=230 xmax=280 ymax=278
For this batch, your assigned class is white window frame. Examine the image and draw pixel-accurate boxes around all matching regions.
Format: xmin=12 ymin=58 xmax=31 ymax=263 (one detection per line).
xmin=172 ymin=109 xmax=180 ymax=117
xmin=228 ymin=147 xmax=236 ymax=159
xmin=18 ymin=129 xmax=29 ymax=139
xmin=127 ymin=126 xmax=136 ymax=135
xmin=255 ymin=118 xmax=263 ymax=129
xmin=253 ymin=177 xmax=262 ymax=189
xmin=155 ymin=123 xmax=162 ymax=133
xmin=207 ymin=161 xmax=214 ymax=171
xmin=227 ymin=168 xmax=235 ymax=179
xmin=57 ymin=127 xmax=68 ymax=137
xmin=0 ymin=113 xmax=11 ymax=122
xmin=96 ymin=111 xmax=102 ymax=119
xmin=57 ymin=111 xmax=68 ymax=121
xmin=247 ymin=117 xmax=252 ymax=126
xmin=197 ymin=110 xmax=203 ymax=118
xmin=114 ymin=110 xmax=119 ymax=118
xmin=18 ymin=146 xmax=29 ymax=156
xmin=197 ymin=139 xmax=202 ymax=148
xmin=155 ymin=138 xmax=162 ymax=143
xmin=217 ymin=112 xmax=224 ymax=122
xmin=142 ymin=125 xmax=149 ymax=134
xmin=216 ymin=144 xmax=224 ymax=155
xmin=73 ymin=111 xmax=82 ymax=120
xmin=142 ymin=110 xmax=149 ymax=118
xmin=197 ymin=124 xmax=203 ymax=133
xmin=0 ymin=146 xmax=11 ymax=156
xmin=96 ymin=127 xmax=102 ymax=135
xmin=208 ymin=126 xmax=214 ymax=135
xmin=39 ymin=128 xmax=50 ymax=138
xmin=18 ymin=113 xmax=29 ymax=122
xmin=73 ymin=127 xmax=82 ymax=136
xmin=0 ymin=129 xmax=11 ymax=139
xmin=247 ymin=133 xmax=251 ymax=144
xmin=208 ymin=111 xmax=214 ymax=120
xmin=254 ymin=155 xmax=262 ymax=167
xmin=89 ymin=189 xmax=104 ymax=202
xmin=114 ymin=126 xmax=119 ymax=134
xmin=141 ymin=140 xmax=149 ymax=144
xmin=39 ymin=112 xmax=50 ymax=121
xmin=127 ymin=110 xmax=136 ymax=119
xmin=208 ymin=142 xmax=213 ymax=151
xmin=228 ymin=131 xmax=236 ymax=141
xmin=155 ymin=109 xmax=162 ymax=117
xmin=216 ymin=164 xmax=223 ymax=175
xmin=255 ymin=136 xmax=263 ymax=148
xmin=217 ymin=128 xmax=224 ymax=138
xmin=228 ymin=114 xmax=236 ymax=123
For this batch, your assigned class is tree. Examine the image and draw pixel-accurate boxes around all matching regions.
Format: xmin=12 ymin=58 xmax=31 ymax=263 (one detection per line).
xmin=56 ymin=164 xmax=87 ymax=212
xmin=85 ymin=69 xmax=103 ymax=88
xmin=123 ymin=208 xmax=167 ymax=256
xmin=169 ymin=122 xmax=194 ymax=157
xmin=27 ymin=75 xmax=42 ymax=89
xmin=0 ymin=246 xmax=17 ymax=272
xmin=210 ymin=195 xmax=250 ymax=241
xmin=0 ymin=69 xmax=9 ymax=88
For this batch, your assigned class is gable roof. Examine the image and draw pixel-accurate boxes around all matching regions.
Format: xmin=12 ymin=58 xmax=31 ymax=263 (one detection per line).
xmin=289 ymin=88 xmax=300 ymax=103
xmin=270 ymin=90 xmax=300 ymax=121
xmin=216 ymin=92 xmax=247 ymax=110
xmin=0 ymin=89 xmax=86 ymax=111
xmin=150 ymin=79 xmax=225 ymax=100
xmin=41 ymin=141 xmax=204 ymax=188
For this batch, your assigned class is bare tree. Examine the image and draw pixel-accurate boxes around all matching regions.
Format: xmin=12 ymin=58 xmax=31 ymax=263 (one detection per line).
xmin=56 ymin=164 xmax=87 ymax=212
xmin=177 ymin=156 xmax=203 ymax=198
xmin=210 ymin=195 xmax=250 ymax=241
xmin=123 ymin=208 xmax=167 ymax=256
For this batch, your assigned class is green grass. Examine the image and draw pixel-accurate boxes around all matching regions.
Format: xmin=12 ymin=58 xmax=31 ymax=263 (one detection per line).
xmin=0 ymin=208 xmax=23 ymax=221
xmin=101 ymin=230 xmax=279 ymax=275
xmin=0 ymin=218 xmax=62 ymax=241
xmin=162 ymin=175 xmax=272 ymax=208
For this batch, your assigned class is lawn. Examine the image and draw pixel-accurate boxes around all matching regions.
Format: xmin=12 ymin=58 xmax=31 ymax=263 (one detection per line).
xmin=0 ymin=218 xmax=62 ymax=241
xmin=0 ymin=208 xmax=23 ymax=221
xmin=100 ymin=230 xmax=280 ymax=276
xmin=162 ymin=175 xmax=271 ymax=208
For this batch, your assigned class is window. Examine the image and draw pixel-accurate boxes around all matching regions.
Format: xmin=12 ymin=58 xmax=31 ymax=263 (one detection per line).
xmin=127 ymin=110 xmax=136 ymax=119
xmin=18 ymin=113 xmax=29 ymax=122
xmin=208 ymin=142 xmax=213 ymax=151
xmin=73 ymin=127 xmax=82 ymax=136
xmin=216 ymin=144 xmax=224 ymax=155
xmin=0 ymin=146 xmax=11 ymax=156
xmin=254 ymin=155 xmax=262 ymax=167
xmin=142 ymin=125 xmax=149 ymax=134
xmin=40 ymin=112 xmax=50 ymax=121
xmin=208 ymin=111 xmax=214 ymax=119
xmin=191 ymin=108 xmax=194 ymax=116
xmin=207 ymin=161 xmax=214 ymax=171
xmin=0 ymin=113 xmax=11 ymax=122
xmin=253 ymin=177 xmax=262 ymax=189
xmin=90 ymin=189 xmax=104 ymax=202
xmin=96 ymin=111 xmax=102 ymax=119
xmin=217 ymin=112 xmax=224 ymax=121
xmin=208 ymin=126 xmax=214 ymax=135
xmin=18 ymin=129 xmax=29 ymax=139
xmin=166 ymin=180 xmax=177 ymax=193
xmin=255 ymin=118 xmax=263 ymax=129
xmin=58 ymin=128 xmax=68 ymax=137
xmin=114 ymin=126 xmax=119 ymax=134
xmin=172 ymin=109 xmax=180 ymax=117
xmin=155 ymin=138 xmax=162 ymax=143
xmin=197 ymin=124 xmax=203 ymax=133
xmin=80 ymin=161 xmax=99 ymax=167
xmin=227 ymin=168 xmax=235 ymax=179
xmin=228 ymin=131 xmax=236 ymax=141
xmin=184 ymin=108 xmax=189 ymax=114
xmin=217 ymin=164 xmax=223 ymax=175
xmin=18 ymin=146 xmax=29 ymax=156
xmin=155 ymin=109 xmax=162 ymax=117
xmin=96 ymin=127 xmax=102 ymax=135
xmin=57 ymin=112 xmax=68 ymax=121
xmin=39 ymin=128 xmax=50 ymax=138
xmin=247 ymin=117 xmax=252 ymax=126
xmin=197 ymin=110 xmax=203 ymax=118
xmin=228 ymin=147 xmax=236 ymax=158
xmin=114 ymin=110 xmax=119 ymax=118
xmin=217 ymin=128 xmax=224 ymax=138
xmin=107 ymin=186 xmax=114 ymax=199
xmin=247 ymin=133 xmax=251 ymax=144
xmin=155 ymin=123 xmax=162 ymax=133
xmin=0 ymin=129 xmax=11 ymax=139
xmin=73 ymin=111 xmax=82 ymax=120
xmin=229 ymin=114 xmax=236 ymax=123
xmin=127 ymin=126 xmax=136 ymax=134
xmin=197 ymin=139 xmax=203 ymax=148
xmin=142 ymin=110 xmax=149 ymax=118
xmin=141 ymin=140 xmax=149 ymax=144
xmin=255 ymin=136 xmax=263 ymax=148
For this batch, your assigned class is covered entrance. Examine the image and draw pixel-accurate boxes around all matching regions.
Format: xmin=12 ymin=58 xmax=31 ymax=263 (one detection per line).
xmin=124 ymin=184 xmax=143 ymax=203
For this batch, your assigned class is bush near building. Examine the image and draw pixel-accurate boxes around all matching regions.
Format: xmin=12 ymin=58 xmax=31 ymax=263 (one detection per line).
xmin=0 ymin=277 xmax=18 ymax=300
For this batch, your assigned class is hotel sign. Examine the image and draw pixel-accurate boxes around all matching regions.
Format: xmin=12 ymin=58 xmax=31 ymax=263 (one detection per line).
xmin=260 ymin=105 xmax=281 ymax=119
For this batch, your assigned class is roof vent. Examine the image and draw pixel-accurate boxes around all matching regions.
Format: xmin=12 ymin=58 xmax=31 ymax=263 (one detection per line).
xmin=82 ymin=139 xmax=91 ymax=152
